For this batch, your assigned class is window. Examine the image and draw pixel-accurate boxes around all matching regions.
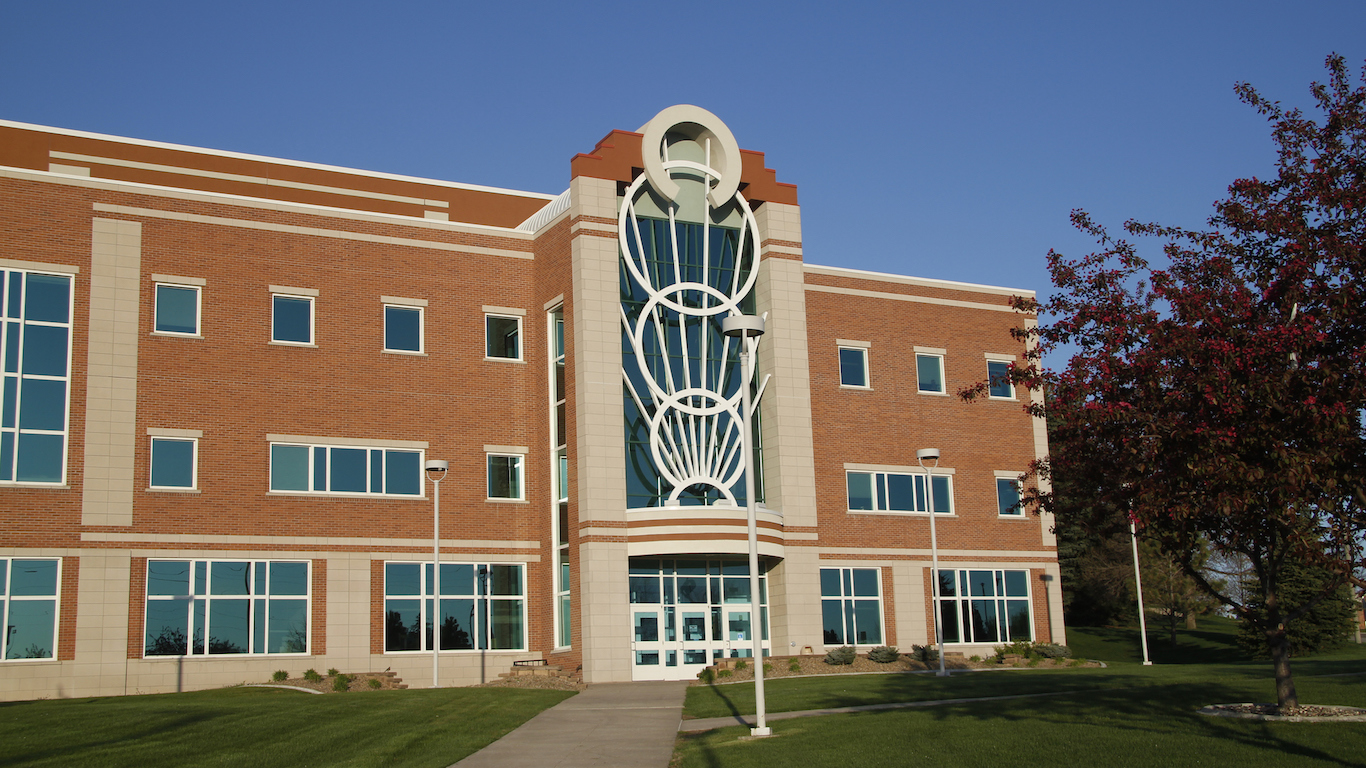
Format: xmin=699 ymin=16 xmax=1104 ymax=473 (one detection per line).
xmin=820 ymin=567 xmax=882 ymax=646
xmin=1 ymin=558 xmax=59 ymax=660
xmin=150 ymin=437 xmax=197 ymax=489
xmin=487 ymin=453 xmax=524 ymax=500
xmin=269 ymin=442 xmax=421 ymax=496
xmin=838 ymin=347 xmax=869 ymax=388
xmin=485 ymin=314 xmax=521 ymax=360
xmin=144 ymin=559 xmax=309 ymax=656
xmin=988 ymin=360 xmax=1014 ymax=399
xmin=272 ymin=293 xmax=313 ymax=345
xmin=383 ymin=562 xmax=525 ymax=652
xmin=384 ymin=304 xmax=423 ymax=353
xmin=916 ymin=353 xmax=945 ymax=394
xmin=996 ymin=477 xmax=1023 ymax=516
xmin=1 ymin=269 xmax=73 ymax=484
xmin=550 ymin=308 xmax=571 ymax=647
xmin=936 ymin=569 xmax=1032 ymax=644
xmin=154 ymin=284 xmax=200 ymax=335
xmin=846 ymin=470 xmax=952 ymax=514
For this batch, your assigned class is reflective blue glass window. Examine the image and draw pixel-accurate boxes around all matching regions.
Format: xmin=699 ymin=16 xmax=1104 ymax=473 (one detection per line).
xmin=155 ymin=285 xmax=199 ymax=335
xmin=272 ymin=295 xmax=312 ymax=344
xmin=150 ymin=438 xmax=195 ymax=489
xmin=384 ymin=306 xmax=421 ymax=352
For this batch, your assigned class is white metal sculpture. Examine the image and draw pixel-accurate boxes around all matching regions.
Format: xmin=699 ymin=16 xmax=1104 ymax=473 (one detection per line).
xmin=620 ymin=106 xmax=769 ymax=506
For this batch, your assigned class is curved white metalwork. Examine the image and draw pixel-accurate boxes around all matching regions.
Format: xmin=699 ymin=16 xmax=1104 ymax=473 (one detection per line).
xmin=620 ymin=109 xmax=769 ymax=507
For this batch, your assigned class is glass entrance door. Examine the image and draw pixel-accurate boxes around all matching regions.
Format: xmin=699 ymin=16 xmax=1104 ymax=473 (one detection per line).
xmin=629 ymin=557 xmax=771 ymax=681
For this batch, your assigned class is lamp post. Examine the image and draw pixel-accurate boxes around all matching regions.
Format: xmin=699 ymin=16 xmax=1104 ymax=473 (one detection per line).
xmin=721 ymin=313 xmax=770 ymax=738
xmin=1129 ymin=520 xmax=1153 ymax=666
xmin=917 ymin=448 xmax=948 ymax=677
xmin=426 ymin=459 xmax=449 ymax=688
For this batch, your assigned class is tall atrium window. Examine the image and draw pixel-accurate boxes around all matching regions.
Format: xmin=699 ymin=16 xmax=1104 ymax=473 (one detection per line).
xmin=0 ymin=270 xmax=73 ymax=484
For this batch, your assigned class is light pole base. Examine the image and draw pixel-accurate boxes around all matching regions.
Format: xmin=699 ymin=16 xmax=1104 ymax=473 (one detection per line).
xmin=935 ymin=670 xmax=950 ymax=677
xmin=1142 ymin=661 xmax=1153 ymax=666
xmin=750 ymin=726 xmax=772 ymax=737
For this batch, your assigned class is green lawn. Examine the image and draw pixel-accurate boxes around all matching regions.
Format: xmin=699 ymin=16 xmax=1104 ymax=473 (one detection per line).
xmin=677 ymin=626 xmax=1366 ymax=767
xmin=0 ymin=686 xmax=575 ymax=768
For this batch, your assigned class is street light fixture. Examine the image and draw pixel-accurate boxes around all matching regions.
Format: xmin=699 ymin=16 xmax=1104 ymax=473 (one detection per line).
xmin=917 ymin=448 xmax=948 ymax=677
xmin=426 ymin=459 xmax=449 ymax=688
xmin=721 ymin=313 xmax=770 ymax=738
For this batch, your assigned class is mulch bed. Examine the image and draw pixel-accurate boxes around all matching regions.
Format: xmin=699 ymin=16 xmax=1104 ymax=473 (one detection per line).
xmin=250 ymin=671 xmax=405 ymax=693
xmin=690 ymin=653 xmax=1103 ymax=685
xmin=1200 ymin=703 xmax=1366 ymax=722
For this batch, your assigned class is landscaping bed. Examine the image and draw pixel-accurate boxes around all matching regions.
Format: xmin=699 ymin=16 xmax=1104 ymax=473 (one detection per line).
xmin=692 ymin=651 xmax=1102 ymax=684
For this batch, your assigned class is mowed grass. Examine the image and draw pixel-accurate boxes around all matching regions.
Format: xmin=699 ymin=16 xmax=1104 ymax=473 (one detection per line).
xmin=0 ymin=685 xmax=575 ymax=768
xmin=677 ymin=624 xmax=1366 ymax=767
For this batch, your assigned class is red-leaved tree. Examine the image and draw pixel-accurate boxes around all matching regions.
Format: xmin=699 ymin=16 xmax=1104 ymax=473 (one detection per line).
xmin=966 ymin=55 xmax=1366 ymax=709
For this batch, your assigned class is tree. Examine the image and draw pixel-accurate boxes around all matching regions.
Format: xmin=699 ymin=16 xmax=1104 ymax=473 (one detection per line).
xmin=1236 ymin=559 xmax=1355 ymax=657
xmin=1138 ymin=539 xmax=1222 ymax=642
xmin=965 ymin=55 xmax=1366 ymax=709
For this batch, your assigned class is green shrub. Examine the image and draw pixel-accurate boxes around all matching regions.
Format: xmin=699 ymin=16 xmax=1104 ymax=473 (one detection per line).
xmin=698 ymin=668 xmax=714 ymax=684
xmin=332 ymin=673 xmax=352 ymax=692
xmin=867 ymin=645 xmax=900 ymax=663
xmin=1032 ymin=643 xmax=1071 ymax=659
xmin=969 ymin=655 xmax=981 ymax=662
xmin=763 ymin=662 xmax=773 ymax=674
xmin=735 ymin=659 xmax=747 ymax=671
xmin=823 ymin=646 xmax=856 ymax=665
xmin=716 ymin=669 xmax=732 ymax=678
xmin=993 ymin=640 xmax=1033 ymax=660
xmin=788 ymin=658 xmax=802 ymax=673
xmin=303 ymin=669 xmax=322 ymax=682
xmin=271 ymin=670 xmax=288 ymax=682
xmin=367 ymin=678 xmax=383 ymax=689
xmin=1026 ymin=658 xmax=1039 ymax=667
xmin=326 ymin=668 xmax=340 ymax=677
xmin=909 ymin=645 xmax=939 ymax=663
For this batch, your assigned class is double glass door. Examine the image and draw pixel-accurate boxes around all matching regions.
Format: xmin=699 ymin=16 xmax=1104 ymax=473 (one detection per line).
xmin=629 ymin=557 xmax=770 ymax=681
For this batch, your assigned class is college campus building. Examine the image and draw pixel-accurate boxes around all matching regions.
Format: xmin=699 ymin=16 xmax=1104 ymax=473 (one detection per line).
xmin=0 ymin=106 xmax=1063 ymax=699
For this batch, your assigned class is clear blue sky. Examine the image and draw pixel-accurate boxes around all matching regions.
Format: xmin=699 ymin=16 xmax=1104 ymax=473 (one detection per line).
xmin=3 ymin=0 xmax=1363 ymax=299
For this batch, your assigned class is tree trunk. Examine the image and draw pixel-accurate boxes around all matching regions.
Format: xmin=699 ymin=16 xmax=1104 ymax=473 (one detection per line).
xmin=1185 ymin=611 xmax=1198 ymax=630
xmin=1269 ymin=628 xmax=1298 ymax=709
xmin=1168 ymin=611 xmax=1178 ymax=645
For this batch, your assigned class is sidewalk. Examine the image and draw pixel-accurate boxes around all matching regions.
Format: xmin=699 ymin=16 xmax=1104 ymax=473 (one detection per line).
xmin=451 ymin=680 xmax=690 ymax=768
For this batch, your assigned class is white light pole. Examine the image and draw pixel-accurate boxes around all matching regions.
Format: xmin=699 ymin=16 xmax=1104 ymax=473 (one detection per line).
xmin=426 ymin=459 xmax=449 ymax=687
xmin=1130 ymin=520 xmax=1152 ymax=666
xmin=721 ymin=313 xmax=770 ymax=738
xmin=917 ymin=448 xmax=948 ymax=677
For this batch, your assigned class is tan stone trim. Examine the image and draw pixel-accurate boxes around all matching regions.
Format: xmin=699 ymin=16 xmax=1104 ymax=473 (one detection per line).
xmin=482 ymin=306 xmax=526 ymax=317
xmin=151 ymin=273 xmax=205 ymax=286
xmin=843 ymin=462 xmax=956 ymax=474
xmin=484 ymin=444 xmax=529 ymax=454
xmin=79 ymin=531 xmax=540 ymax=549
xmin=817 ymin=548 xmax=1057 ymax=558
xmin=90 ymin=203 xmax=535 ymax=259
xmin=0 ymin=258 xmax=80 ymax=274
xmin=543 ymin=294 xmax=565 ymax=310
xmin=381 ymin=295 xmax=427 ymax=307
xmin=269 ymin=285 xmax=318 ymax=297
xmin=266 ymin=434 xmax=428 ymax=449
xmin=146 ymin=428 xmax=202 ymax=438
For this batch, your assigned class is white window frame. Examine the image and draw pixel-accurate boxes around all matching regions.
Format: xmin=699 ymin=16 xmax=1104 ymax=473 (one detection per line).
xmin=915 ymin=348 xmax=947 ymax=395
xmin=837 ymin=341 xmax=871 ymax=389
xmin=995 ymin=473 xmax=1024 ymax=517
xmin=845 ymin=466 xmax=954 ymax=515
xmin=382 ymin=561 xmax=528 ymax=653
xmin=935 ymin=568 xmax=1034 ymax=645
xmin=383 ymin=303 xmax=425 ymax=354
xmin=270 ymin=286 xmax=317 ymax=347
xmin=486 ymin=446 xmax=527 ymax=501
xmin=484 ymin=307 xmax=524 ymax=362
xmin=0 ymin=557 xmax=61 ymax=661
xmin=143 ymin=558 xmax=311 ymax=658
xmin=819 ymin=566 xmax=885 ymax=648
xmin=0 ymin=268 xmax=75 ymax=486
xmin=152 ymin=279 xmax=203 ymax=338
xmin=986 ymin=354 xmax=1015 ymax=400
xmin=148 ymin=432 xmax=199 ymax=491
xmin=267 ymin=438 xmax=426 ymax=497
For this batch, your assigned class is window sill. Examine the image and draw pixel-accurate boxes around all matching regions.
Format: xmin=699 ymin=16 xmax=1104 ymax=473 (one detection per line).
xmin=0 ymin=656 xmax=59 ymax=664
xmin=987 ymin=396 xmax=1017 ymax=402
xmin=267 ymin=491 xmax=428 ymax=501
xmin=383 ymin=349 xmax=428 ymax=357
xmin=0 ymin=483 xmax=71 ymax=490
xmin=846 ymin=509 xmax=957 ymax=518
xmin=151 ymin=331 xmax=203 ymax=339
xmin=484 ymin=356 xmax=526 ymax=364
xmin=918 ymin=390 xmax=950 ymax=397
xmin=486 ymin=497 xmax=530 ymax=504
xmin=998 ymin=514 xmax=1027 ymax=520
xmin=839 ymin=384 xmax=872 ymax=391
xmin=269 ymin=341 xmax=318 ymax=348
xmin=148 ymin=488 xmax=201 ymax=494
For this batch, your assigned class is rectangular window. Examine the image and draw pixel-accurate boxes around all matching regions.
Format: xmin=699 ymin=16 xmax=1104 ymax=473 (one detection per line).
xmin=486 ymin=315 xmax=521 ymax=360
xmin=272 ymin=294 xmax=314 ymax=345
xmin=988 ymin=360 xmax=1014 ymax=399
xmin=916 ymin=353 xmax=945 ymax=394
xmin=150 ymin=437 xmax=197 ymax=490
xmin=487 ymin=453 xmax=524 ymax=500
xmin=269 ymin=442 xmax=421 ymax=496
xmin=820 ymin=567 xmax=883 ymax=646
xmin=383 ymin=562 xmax=525 ymax=652
xmin=996 ymin=477 xmax=1023 ymax=516
xmin=846 ymin=471 xmax=952 ymax=514
xmin=838 ymin=347 xmax=869 ymax=388
xmin=154 ymin=284 xmax=201 ymax=336
xmin=1 ymin=558 xmax=59 ymax=660
xmin=936 ymin=568 xmax=1032 ymax=644
xmin=144 ymin=559 xmax=309 ymax=656
xmin=0 ymin=270 xmax=73 ymax=485
xmin=384 ymin=305 xmax=423 ymax=353
xmin=550 ymin=308 xmax=570 ymax=647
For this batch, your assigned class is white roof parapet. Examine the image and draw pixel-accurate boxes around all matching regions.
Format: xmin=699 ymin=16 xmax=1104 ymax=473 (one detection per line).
xmin=516 ymin=189 xmax=572 ymax=232
xmin=803 ymin=263 xmax=1036 ymax=298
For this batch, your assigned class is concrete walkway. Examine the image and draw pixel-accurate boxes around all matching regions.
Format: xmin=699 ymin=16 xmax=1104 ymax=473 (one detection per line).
xmin=451 ymin=680 xmax=690 ymax=768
